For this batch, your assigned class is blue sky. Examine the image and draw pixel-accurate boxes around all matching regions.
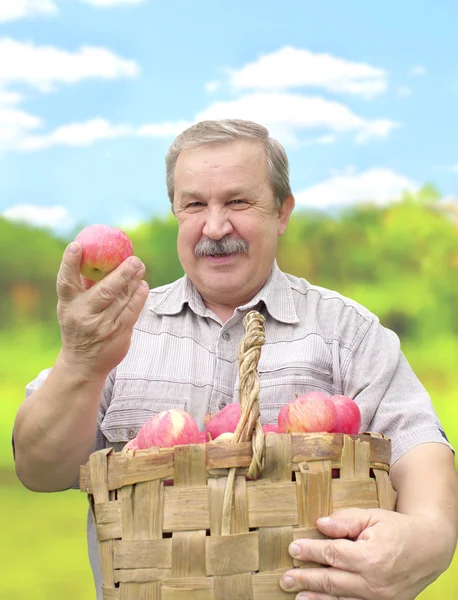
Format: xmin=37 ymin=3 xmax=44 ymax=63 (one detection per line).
xmin=1 ymin=0 xmax=457 ymax=235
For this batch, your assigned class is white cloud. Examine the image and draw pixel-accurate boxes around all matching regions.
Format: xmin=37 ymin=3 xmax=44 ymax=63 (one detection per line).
xmin=2 ymin=204 xmax=73 ymax=230
xmin=19 ymin=118 xmax=133 ymax=150
xmin=0 ymin=90 xmax=42 ymax=151
xmin=5 ymin=117 xmax=191 ymax=152
xmin=409 ymin=66 xmax=427 ymax=76
xmin=0 ymin=0 xmax=56 ymax=22
xmin=0 ymin=43 xmax=397 ymax=154
xmin=316 ymin=134 xmax=336 ymax=144
xmin=1 ymin=90 xmax=397 ymax=153
xmin=0 ymin=38 xmax=139 ymax=92
xmin=0 ymin=39 xmax=140 ymax=152
xmin=397 ymin=85 xmax=412 ymax=98
xmin=0 ymin=0 xmax=147 ymax=20
xmin=80 ymin=0 xmax=146 ymax=5
xmin=195 ymin=92 xmax=397 ymax=145
xmin=355 ymin=119 xmax=398 ymax=144
xmin=205 ymin=81 xmax=221 ymax=93
xmin=229 ymin=46 xmax=387 ymax=99
xmin=295 ymin=167 xmax=418 ymax=209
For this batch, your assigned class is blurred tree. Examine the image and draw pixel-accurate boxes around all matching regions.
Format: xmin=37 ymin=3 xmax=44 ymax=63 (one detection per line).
xmin=127 ymin=214 xmax=183 ymax=288
xmin=0 ymin=218 xmax=66 ymax=328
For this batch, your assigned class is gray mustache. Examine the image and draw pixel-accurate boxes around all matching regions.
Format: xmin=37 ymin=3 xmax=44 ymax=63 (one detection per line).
xmin=194 ymin=237 xmax=249 ymax=257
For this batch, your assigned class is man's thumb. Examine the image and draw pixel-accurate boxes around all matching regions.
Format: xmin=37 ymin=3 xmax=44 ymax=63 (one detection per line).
xmin=57 ymin=242 xmax=83 ymax=300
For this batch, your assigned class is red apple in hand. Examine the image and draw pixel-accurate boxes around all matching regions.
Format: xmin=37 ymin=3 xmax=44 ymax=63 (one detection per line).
xmin=330 ymin=395 xmax=361 ymax=434
xmin=278 ymin=391 xmax=336 ymax=433
xmin=74 ymin=224 xmax=134 ymax=281
xmin=136 ymin=409 xmax=200 ymax=449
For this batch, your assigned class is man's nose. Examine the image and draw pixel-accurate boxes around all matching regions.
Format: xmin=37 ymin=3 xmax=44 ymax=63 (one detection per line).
xmin=202 ymin=208 xmax=234 ymax=240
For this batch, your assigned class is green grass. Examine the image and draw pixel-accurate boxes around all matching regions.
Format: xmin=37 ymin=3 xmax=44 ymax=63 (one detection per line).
xmin=1 ymin=327 xmax=457 ymax=599
xmin=1 ymin=478 xmax=94 ymax=600
xmin=0 ymin=325 xmax=60 ymax=469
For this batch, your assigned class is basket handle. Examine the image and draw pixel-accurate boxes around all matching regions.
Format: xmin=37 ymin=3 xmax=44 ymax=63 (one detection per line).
xmin=221 ymin=310 xmax=265 ymax=535
xmin=232 ymin=310 xmax=266 ymax=477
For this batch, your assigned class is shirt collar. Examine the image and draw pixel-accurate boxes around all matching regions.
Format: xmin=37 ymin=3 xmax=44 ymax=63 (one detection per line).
xmin=150 ymin=260 xmax=299 ymax=324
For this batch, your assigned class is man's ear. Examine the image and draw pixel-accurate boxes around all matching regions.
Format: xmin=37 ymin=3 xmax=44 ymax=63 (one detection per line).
xmin=277 ymin=194 xmax=295 ymax=236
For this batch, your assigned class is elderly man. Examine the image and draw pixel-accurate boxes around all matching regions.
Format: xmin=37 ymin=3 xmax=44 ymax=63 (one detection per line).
xmin=13 ymin=119 xmax=457 ymax=600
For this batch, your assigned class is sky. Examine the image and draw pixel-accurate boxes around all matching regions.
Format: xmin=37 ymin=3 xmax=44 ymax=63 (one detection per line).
xmin=0 ymin=0 xmax=457 ymax=235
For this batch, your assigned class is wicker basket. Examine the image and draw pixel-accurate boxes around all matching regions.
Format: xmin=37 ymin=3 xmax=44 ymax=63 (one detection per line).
xmin=80 ymin=311 xmax=397 ymax=600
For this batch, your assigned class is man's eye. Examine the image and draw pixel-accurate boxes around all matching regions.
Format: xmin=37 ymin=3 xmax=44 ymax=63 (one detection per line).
xmin=230 ymin=199 xmax=246 ymax=205
xmin=187 ymin=202 xmax=204 ymax=208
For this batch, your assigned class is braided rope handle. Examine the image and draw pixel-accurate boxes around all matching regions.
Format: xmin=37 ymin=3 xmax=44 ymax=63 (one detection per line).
xmin=221 ymin=310 xmax=266 ymax=535
xmin=232 ymin=310 xmax=266 ymax=475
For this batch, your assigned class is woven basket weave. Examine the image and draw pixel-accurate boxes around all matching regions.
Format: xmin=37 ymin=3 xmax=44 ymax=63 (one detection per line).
xmin=80 ymin=310 xmax=397 ymax=600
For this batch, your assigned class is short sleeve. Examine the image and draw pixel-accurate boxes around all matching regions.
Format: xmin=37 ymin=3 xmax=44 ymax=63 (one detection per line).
xmin=341 ymin=318 xmax=454 ymax=465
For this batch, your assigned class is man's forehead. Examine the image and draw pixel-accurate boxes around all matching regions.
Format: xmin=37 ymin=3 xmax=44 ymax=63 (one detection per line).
xmin=176 ymin=140 xmax=266 ymax=173
xmin=177 ymin=185 xmax=257 ymax=200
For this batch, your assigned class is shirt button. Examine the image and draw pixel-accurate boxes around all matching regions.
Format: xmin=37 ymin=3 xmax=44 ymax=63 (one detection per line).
xmin=218 ymin=400 xmax=227 ymax=410
xmin=127 ymin=428 xmax=137 ymax=440
xmin=222 ymin=332 xmax=230 ymax=341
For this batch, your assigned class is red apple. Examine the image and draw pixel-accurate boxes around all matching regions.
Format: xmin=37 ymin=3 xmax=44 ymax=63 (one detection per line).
xmin=205 ymin=403 xmax=241 ymax=440
xmin=123 ymin=437 xmax=139 ymax=451
xmin=263 ymin=423 xmax=280 ymax=433
xmin=278 ymin=391 xmax=336 ymax=433
xmin=136 ymin=409 xmax=200 ymax=449
xmin=330 ymin=395 xmax=361 ymax=434
xmin=74 ymin=224 xmax=134 ymax=281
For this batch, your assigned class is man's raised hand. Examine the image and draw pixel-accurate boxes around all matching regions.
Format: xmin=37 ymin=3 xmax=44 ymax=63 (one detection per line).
xmin=56 ymin=241 xmax=149 ymax=377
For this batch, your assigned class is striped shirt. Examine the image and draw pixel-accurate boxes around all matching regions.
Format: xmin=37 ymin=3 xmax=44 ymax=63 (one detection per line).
xmin=24 ymin=260 xmax=453 ymax=598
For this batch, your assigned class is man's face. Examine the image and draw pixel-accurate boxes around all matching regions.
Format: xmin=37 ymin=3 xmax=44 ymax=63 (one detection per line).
xmin=173 ymin=139 xmax=294 ymax=310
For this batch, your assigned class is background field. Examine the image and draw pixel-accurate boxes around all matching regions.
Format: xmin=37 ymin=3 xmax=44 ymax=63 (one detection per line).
xmin=1 ymin=191 xmax=457 ymax=599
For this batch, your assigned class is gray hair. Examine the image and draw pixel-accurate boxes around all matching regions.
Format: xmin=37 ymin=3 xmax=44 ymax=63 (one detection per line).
xmin=165 ymin=119 xmax=292 ymax=209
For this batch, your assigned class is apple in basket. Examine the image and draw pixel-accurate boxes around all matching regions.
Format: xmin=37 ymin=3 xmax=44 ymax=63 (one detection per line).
xmin=330 ymin=394 xmax=361 ymax=435
xmin=262 ymin=423 xmax=280 ymax=433
xmin=134 ymin=409 xmax=201 ymax=449
xmin=74 ymin=224 xmax=134 ymax=282
xmin=205 ymin=403 xmax=241 ymax=440
xmin=278 ymin=391 xmax=337 ymax=433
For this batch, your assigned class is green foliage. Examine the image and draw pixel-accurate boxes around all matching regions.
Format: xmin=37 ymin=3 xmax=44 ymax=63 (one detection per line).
xmin=277 ymin=186 xmax=458 ymax=340
xmin=127 ymin=214 xmax=184 ymax=287
xmin=0 ymin=217 xmax=66 ymax=285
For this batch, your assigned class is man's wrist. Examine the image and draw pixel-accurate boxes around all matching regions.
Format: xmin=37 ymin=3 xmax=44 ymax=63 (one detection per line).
xmin=55 ymin=349 xmax=110 ymax=384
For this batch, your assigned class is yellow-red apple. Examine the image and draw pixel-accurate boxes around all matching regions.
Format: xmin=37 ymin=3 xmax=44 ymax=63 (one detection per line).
xmin=330 ymin=394 xmax=361 ymax=434
xmin=136 ymin=409 xmax=200 ymax=449
xmin=205 ymin=403 xmax=241 ymax=440
xmin=278 ymin=391 xmax=336 ymax=433
xmin=74 ymin=224 xmax=134 ymax=281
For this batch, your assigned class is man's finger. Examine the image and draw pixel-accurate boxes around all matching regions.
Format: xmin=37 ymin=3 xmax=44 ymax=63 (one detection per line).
xmin=289 ymin=537 xmax=363 ymax=572
xmin=316 ymin=509 xmax=379 ymax=540
xmin=103 ymin=271 xmax=145 ymax=322
xmin=56 ymin=242 xmax=84 ymax=301
xmin=280 ymin=566 xmax=367 ymax=598
xmin=115 ymin=280 xmax=149 ymax=330
xmin=290 ymin=593 xmax=360 ymax=600
xmin=86 ymin=257 xmax=145 ymax=312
